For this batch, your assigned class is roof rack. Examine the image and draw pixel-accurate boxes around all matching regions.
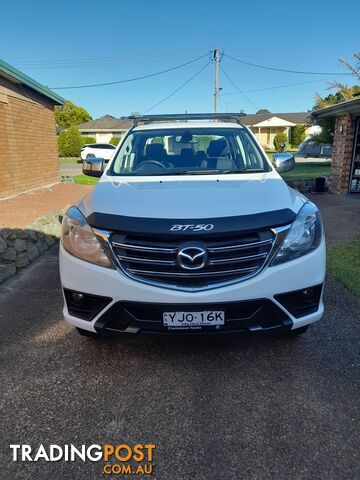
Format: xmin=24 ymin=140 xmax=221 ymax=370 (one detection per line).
xmin=122 ymin=112 xmax=246 ymax=127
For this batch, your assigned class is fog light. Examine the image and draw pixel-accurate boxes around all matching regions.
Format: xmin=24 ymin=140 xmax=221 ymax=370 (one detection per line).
xmin=71 ymin=292 xmax=85 ymax=305
xmin=64 ymin=289 xmax=112 ymax=321
xmin=302 ymin=288 xmax=314 ymax=299
xmin=275 ymin=285 xmax=322 ymax=318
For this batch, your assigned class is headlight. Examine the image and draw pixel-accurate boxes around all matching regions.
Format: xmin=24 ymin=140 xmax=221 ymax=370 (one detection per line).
xmin=271 ymin=202 xmax=323 ymax=266
xmin=61 ymin=206 xmax=112 ymax=268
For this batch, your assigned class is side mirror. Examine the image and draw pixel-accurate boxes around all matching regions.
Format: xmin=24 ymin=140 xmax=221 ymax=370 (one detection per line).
xmin=272 ymin=153 xmax=295 ymax=173
xmin=82 ymin=157 xmax=105 ymax=177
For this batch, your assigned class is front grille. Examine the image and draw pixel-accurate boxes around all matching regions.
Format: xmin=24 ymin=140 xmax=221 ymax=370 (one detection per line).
xmin=109 ymin=229 xmax=275 ymax=290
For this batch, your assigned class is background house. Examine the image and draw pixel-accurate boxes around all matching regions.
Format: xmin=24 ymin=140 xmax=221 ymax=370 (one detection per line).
xmin=77 ymin=112 xmax=314 ymax=149
xmin=77 ymin=115 xmax=131 ymax=143
xmin=241 ymin=112 xmax=312 ymax=149
xmin=0 ymin=59 xmax=64 ymax=198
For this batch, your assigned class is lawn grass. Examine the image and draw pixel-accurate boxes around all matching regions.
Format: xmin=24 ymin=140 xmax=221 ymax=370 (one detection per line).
xmin=59 ymin=157 xmax=81 ymax=164
xmin=327 ymin=241 xmax=360 ymax=298
xmin=73 ymin=174 xmax=99 ymax=185
xmin=280 ymin=162 xmax=331 ymax=181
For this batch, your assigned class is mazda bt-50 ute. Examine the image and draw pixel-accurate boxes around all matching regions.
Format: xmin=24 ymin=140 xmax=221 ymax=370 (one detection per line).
xmin=59 ymin=113 xmax=325 ymax=338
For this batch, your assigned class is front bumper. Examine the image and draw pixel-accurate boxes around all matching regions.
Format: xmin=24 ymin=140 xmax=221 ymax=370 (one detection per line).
xmin=59 ymin=240 xmax=326 ymax=334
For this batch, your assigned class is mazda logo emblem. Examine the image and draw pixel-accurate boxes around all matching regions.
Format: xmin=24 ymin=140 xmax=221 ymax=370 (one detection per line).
xmin=177 ymin=245 xmax=208 ymax=270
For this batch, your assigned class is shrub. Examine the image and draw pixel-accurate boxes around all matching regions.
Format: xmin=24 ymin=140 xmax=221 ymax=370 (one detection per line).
xmin=109 ymin=137 xmax=121 ymax=146
xmin=81 ymin=136 xmax=96 ymax=145
xmin=291 ymin=124 xmax=306 ymax=148
xmin=57 ymin=127 xmax=83 ymax=157
xmin=273 ymin=132 xmax=288 ymax=152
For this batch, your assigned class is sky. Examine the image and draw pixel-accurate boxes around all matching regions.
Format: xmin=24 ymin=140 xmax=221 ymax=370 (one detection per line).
xmin=1 ymin=0 xmax=359 ymax=119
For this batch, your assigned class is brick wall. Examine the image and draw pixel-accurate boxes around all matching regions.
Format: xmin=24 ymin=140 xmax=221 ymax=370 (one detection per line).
xmin=330 ymin=114 xmax=355 ymax=194
xmin=0 ymin=80 xmax=59 ymax=198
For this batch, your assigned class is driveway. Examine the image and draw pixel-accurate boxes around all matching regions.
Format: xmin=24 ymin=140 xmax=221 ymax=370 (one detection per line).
xmin=0 ymin=184 xmax=91 ymax=228
xmin=59 ymin=162 xmax=82 ymax=178
xmin=308 ymin=193 xmax=360 ymax=244
xmin=0 ymin=194 xmax=359 ymax=480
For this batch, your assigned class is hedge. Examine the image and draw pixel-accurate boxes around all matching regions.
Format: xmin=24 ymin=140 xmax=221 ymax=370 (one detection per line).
xmin=109 ymin=137 xmax=121 ymax=146
xmin=57 ymin=127 xmax=83 ymax=157
xmin=81 ymin=136 xmax=96 ymax=145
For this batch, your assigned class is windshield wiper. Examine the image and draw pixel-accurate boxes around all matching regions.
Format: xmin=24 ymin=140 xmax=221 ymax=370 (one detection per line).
xmin=123 ymin=168 xmax=266 ymax=176
xmin=161 ymin=169 xmax=266 ymax=175
xmin=220 ymin=168 xmax=266 ymax=174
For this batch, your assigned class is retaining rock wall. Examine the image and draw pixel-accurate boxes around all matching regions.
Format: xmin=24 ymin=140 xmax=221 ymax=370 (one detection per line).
xmin=0 ymin=209 xmax=65 ymax=283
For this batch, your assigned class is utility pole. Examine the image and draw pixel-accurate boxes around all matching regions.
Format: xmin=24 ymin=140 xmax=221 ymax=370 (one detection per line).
xmin=214 ymin=48 xmax=219 ymax=113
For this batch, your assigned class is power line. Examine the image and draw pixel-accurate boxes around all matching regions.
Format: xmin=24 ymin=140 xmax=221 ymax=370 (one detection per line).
xmin=223 ymin=47 xmax=353 ymax=60
xmin=142 ymin=61 xmax=211 ymax=114
xmin=12 ymin=49 xmax=211 ymax=69
xmin=224 ymin=53 xmax=353 ymax=76
xmin=219 ymin=74 xmax=350 ymax=95
xmin=219 ymin=65 xmax=260 ymax=110
xmin=50 ymin=52 xmax=210 ymax=89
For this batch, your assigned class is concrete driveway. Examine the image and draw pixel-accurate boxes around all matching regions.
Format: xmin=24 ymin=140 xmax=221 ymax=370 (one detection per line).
xmin=0 ymin=194 xmax=359 ymax=480
xmin=59 ymin=162 xmax=82 ymax=177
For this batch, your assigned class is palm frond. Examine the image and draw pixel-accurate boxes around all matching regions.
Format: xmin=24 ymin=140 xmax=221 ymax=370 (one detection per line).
xmin=338 ymin=57 xmax=360 ymax=81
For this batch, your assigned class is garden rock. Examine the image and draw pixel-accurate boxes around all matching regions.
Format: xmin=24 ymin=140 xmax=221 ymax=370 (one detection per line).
xmin=26 ymin=242 xmax=40 ymax=262
xmin=1 ymin=247 xmax=16 ymax=261
xmin=15 ymin=252 xmax=30 ymax=269
xmin=0 ymin=237 xmax=6 ymax=254
xmin=14 ymin=238 xmax=27 ymax=252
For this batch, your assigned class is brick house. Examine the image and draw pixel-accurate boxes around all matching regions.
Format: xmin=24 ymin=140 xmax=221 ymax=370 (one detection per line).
xmin=0 ymin=59 xmax=64 ymax=198
xmin=312 ymin=98 xmax=360 ymax=194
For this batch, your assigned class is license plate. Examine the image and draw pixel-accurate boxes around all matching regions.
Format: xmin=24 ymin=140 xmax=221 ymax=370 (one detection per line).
xmin=163 ymin=311 xmax=225 ymax=329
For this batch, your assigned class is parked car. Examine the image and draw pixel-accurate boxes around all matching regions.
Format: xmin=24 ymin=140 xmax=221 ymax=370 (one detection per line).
xmin=297 ymin=139 xmax=332 ymax=158
xmin=79 ymin=143 xmax=116 ymax=163
xmin=60 ymin=113 xmax=325 ymax=339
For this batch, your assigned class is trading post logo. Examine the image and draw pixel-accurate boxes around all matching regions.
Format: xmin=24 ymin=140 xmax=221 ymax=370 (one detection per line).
xmin=10 ymin=443 xmax=156 ymax=476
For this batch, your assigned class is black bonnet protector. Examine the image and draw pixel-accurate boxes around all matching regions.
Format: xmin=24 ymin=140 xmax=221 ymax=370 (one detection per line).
xmin=87 ymin=209 xmax=296 ymax=236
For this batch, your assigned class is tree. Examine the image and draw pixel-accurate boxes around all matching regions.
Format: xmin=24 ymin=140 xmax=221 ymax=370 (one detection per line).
xmin=55 ymin=101 xmax=92 ymax=128
xmin=291 ymin=124 xmax=307 ymax=148
xmin=256 ymin=109 xmax=271 ymax=114
xmin=273 ymin=132 xmax=288 ymax=152
xmin=312 ymin=88 xmax=360 ymax=145
xmin=311 ymin=52 xmax=360 ymax=145
xmin=309 ymin=117 xmax=335 ymax=145
xmin=57 ymin=127 xmax=84 ymax=157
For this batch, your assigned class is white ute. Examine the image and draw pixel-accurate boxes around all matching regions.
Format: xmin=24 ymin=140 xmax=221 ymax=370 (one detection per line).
xmin=59 ymin=113 xmax=325 ymax=338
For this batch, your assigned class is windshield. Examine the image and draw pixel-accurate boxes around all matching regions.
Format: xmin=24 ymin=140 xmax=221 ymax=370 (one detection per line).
xmin=109 ymin=127 xmax=270 ymax=176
